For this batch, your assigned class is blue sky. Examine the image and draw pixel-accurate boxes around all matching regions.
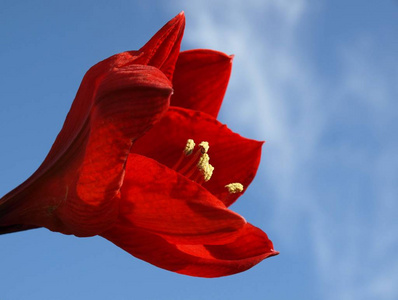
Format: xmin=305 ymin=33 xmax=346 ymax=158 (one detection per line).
xmin=1 ymin=1 xmax=397 ymax=299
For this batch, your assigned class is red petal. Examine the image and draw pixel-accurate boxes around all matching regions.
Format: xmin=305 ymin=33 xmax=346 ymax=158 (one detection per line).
xmin=0 ymin=52 xmax=143 ymax=225
xmin=58 ymin=65 xmax=171 ymax=234
xmin=1 ymin=13 xmax=184 ymax=213
xmin=135 ymin=12 xmax=185 ymax=80
xmin=0 ymin=65 xmax=172 ymax=236
xmin=171 ymin=49 xmax=233 ymax=117
xmin=118 ymin=153 xmax=246 ymax=244
xmin=131 ymin=107 xmax=263 ymax=207
xmin=102 ymin=222 xmax=278 ymax=278
xmin=0 ymin=14 xmax=184 ymax=234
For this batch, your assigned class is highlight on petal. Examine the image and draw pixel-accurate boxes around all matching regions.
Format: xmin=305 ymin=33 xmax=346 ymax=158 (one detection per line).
xmin=118 ymin=154 xmax=246 ymax=245
xmin=171 ymin=49 xmax=233 ymax=117
xmin=131 ymin=107 xmax=263 ymax=207
xmin=135 ymin=12 xmax=185 ymax=80
xmin=102 ymin=222 xmax=278 ymax=278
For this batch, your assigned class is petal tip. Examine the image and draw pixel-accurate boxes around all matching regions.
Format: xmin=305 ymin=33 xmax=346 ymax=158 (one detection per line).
xmin=269 ymin=250 xmax=280 ymax=257
xmin=168 ymin=11 xmax=186 ymax=33
xmin=136 ymin=12 xmax=185 ymax=77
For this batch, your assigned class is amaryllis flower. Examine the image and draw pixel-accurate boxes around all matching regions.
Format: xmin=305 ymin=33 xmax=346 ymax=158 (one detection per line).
xmin=0 ymin=12 xmax=278 ymax=277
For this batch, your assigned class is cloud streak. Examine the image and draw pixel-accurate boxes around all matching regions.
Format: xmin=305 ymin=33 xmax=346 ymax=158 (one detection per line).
xmin=169 ymin=1 xmax=398 ymax=299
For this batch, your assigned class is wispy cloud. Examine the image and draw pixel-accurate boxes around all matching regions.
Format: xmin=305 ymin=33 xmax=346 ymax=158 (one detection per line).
xmin=171 ymin=0 xmax=322 ymax=240
xmin=169 ymin=1 xmax=398 ymax=299
xmin=315 ymin=36 xmax=398 ymax=300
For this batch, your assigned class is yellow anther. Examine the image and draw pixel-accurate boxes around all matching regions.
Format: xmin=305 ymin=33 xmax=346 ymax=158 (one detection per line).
xmin=199 ymin=141 xmax=209 ymax=154
xmin=198 ymin=153 xmax=210 ymax=166
xmin=184 ymin=139 xmax=195 ymax=156
xmin=204 ymin=164 xmax=214 ymax=181
xmin=197 ymin=153 xmax=214 ymax=181
xmin=225 ymin=183 xmax=244 ymax=194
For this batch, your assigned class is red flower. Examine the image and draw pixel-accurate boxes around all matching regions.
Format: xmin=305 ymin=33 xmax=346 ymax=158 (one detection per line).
xmin=0 ymin=12 xmax=278 ymax=277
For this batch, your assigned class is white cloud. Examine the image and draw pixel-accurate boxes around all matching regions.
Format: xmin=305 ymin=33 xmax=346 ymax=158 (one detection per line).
xmin=169 ymin=1 xmax=398 ymax=300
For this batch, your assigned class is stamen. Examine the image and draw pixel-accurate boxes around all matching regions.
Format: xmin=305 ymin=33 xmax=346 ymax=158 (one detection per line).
xmin=174 ymin=139 xmax=214 ymax=183
xmin=197 ymin=153 xmax=214 ymax=181
xmin=184 ymin=139 xmax=195 ymax=156
xmin=225 ymin=183 xmax=244 ymax=194
xmin=179 ymin=140 xmax=209 ymax=176
xmin=198 ymin=153 xmax=210 ymax=167
xmin=199 ymin=141 xmax=209 ymax=154
xmin=205 ymin=164 xmax=214 ymax=181
xmin=178 ymin=149 xmax=201 ymax=175
xmin=173 ymin=139 xmax=196 ymax=170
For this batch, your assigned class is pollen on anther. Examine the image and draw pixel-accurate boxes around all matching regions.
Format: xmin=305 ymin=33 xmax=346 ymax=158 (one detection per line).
xmin=198 ymin=153 xmax=209 ymax=166
xmin=184 ymin=139 xmax=195 ymax=156
xmin=205 ymin=164 xmax=214 ymax=181
xmin=225 ymin=183 xmax=244 ymax=194
xmin=199 ymin=141 xmax=209 ymax=154
xmin=197 ymin=153 xmax=214 ymax=181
